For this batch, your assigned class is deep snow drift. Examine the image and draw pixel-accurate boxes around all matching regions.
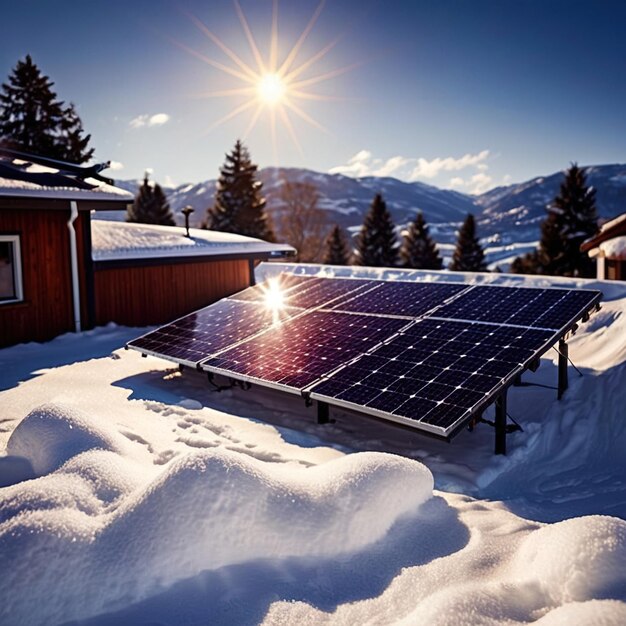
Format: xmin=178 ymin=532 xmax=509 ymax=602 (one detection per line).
xmin=1 ymin=267 xmax=625 ymax=625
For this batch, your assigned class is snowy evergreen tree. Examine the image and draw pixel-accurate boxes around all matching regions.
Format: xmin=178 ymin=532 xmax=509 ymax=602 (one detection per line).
xmin=0 ymin=55 xmax=93 ymax=163
xmin=545 ymin=164 xmax=597 ymax=276
xmin=354 ymin=193 xmax=398 ymax=267
xmin=322 ymin=224 xmax=351 ymax=265
xmin=511 ymin=164 xmax=598 ymax=276
xmin=206 ymin=140 xmax=274 ymax=241
xmin=400 ymin=211 xmax=443 ymax=269
xmin=127 ymin=173 xmax=176 ymax=226
xmin=449 ymin=213 xmax=487 ymax=272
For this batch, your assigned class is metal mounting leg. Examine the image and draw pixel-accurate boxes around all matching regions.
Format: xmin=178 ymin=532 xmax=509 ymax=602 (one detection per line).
xmin=317 ymin=401 xmax=330 ymax=425
xmin=558 ymin=339 xmax=568 ymax=400
xmin=495 ymin=392 xmax=507 ymax=455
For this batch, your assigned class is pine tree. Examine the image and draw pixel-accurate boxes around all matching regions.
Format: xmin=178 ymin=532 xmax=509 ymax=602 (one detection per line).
xmin=449 ymin=213 xmax=487 ymax=272
xmin=545 ymin=164 xmax=597 ymax=277
xmin=511 ymin=164 xmax=598 ymax=276
xmin=127 ymin=173 xmax=176 ymax=226
xmin=0 ymin=55 xmax=93 ymax=163
xmin=206 ymin=140 xmax=274 ymax=241
xmin=400 ymin=211 xmax=443 ymax=269
xmin=323 ymin=224 xmax=350 ymax=265
xmin=354 ymin=193 xmax=398 ymax=267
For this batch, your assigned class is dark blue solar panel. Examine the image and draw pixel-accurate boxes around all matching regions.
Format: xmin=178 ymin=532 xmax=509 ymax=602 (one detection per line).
xmin=128 ymin=300 xmax=303 ymax=366
xmin=432 ymin=286 xmax=600 ymax=330
xmin=330 ymin=281 xmax=468 ymax=317
xmin=309 ymin=318 xmax=556 ymax=433
xmin=202 ymin=311 xmax=408 ymax=390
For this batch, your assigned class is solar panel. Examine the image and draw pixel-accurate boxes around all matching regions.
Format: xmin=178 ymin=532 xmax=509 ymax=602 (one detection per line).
xmin=230 ymin=274 xmax=375 ymax=310
xmin=308 ymin=318 xmax=557 ymax=437
xmin=127 ymin=299 xmax=304 ymax=367
xmin=129 ymin=269 xmax=602 ymax=445
xmin=203 ymin=311 xmax=408 ymax=392
xmin=431 ymin=285 xmax=599 ymax=330
xmin=228 ymin=273 xmax=320 ymax=303
xmin=330 ymin=281 xmax=468 ymax=317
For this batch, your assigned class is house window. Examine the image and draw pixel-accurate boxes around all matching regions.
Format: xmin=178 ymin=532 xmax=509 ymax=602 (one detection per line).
xmin=0 ymin=235 xmax=23 ymax=303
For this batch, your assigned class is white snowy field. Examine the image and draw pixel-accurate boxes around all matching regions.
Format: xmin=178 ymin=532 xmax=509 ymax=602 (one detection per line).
xmin=1 ymin=267 xmax=626 ymax=625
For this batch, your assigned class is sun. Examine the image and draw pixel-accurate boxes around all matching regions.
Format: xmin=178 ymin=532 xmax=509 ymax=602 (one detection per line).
xmin=257 ymin=73 xmax=286 ymax=106
xmin=173 ymin=1 xmax=357 ymax=156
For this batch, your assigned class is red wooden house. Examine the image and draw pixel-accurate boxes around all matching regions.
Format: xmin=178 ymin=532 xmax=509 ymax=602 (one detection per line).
xmin=0 ymin=151 xmax=294 ymax=348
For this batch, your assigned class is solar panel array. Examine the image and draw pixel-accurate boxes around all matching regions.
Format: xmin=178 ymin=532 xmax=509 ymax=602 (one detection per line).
xmin=127 ymin=272 xmax=601 ymax=439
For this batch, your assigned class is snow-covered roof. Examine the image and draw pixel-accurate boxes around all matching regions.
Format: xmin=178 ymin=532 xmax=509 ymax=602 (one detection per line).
xmin=0 ymin=154 xmax=133 ymax=203
xmin=0 ymin=176 xmax=133 ymax=202
xmin=600 ymin=235 xmax=626 ymax=260
xmin=581 ymin=210 xmax=626 ymax=254
xmin=600 ymin=212 xmax=626 ymax=233
xmin=92 ymin=220 xmax=296 ymax=262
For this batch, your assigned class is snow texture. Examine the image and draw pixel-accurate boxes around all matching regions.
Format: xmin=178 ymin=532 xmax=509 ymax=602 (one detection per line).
xmin=0 ymin=265 xmax=625 ymax=624
xmin=600 ymin=235 xmax=626 ymax=259
xmin=92 ymin=220 xmax=295 ymax=261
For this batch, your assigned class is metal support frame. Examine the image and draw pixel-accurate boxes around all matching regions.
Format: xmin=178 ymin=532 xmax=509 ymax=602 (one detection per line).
xmin=558 ymin=339 xmax=569 ymax=400
xmin=317 ymin=401 xmax=330 ymax=424
xmin=495 ymin=391 xmax=507 ymax=455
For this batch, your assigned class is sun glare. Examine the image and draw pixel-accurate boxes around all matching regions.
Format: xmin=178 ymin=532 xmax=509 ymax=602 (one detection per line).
xmin=257 ymin=73 xmax=286 ymax=105
xmin=264 ymin=279 xmax=285 ymax=310
xmin=175 ymin=1 xmax=356 ymax=155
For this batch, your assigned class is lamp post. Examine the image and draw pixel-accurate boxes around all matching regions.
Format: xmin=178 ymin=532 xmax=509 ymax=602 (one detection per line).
xmin=182 ymin=206 xmax=194 ymax=238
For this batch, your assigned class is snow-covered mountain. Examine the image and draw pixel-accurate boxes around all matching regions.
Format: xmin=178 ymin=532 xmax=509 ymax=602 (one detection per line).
xmin=112 ymin=162 xmax=626 ymax=263
xmin=113 ymin=167 xmax=476 ymax=237
xmin=476 ymin=163 xmax=626 ymax=244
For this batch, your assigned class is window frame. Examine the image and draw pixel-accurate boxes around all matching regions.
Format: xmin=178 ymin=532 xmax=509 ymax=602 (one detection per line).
xmin=0 ymin=234 xmax=24 ymax=305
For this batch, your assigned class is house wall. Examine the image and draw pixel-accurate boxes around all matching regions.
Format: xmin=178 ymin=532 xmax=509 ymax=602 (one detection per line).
xmin=606 ymin=258 xmax=626 ymax=281
xmin=94 ymin=258 xmax=251 ymax=327
xmin=0 ymin=207 xmax=89 ymax=348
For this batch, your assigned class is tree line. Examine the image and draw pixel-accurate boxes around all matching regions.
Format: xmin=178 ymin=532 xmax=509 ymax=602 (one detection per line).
xmin=0 ymin=55 xmax=598 ymax=277
xmin=200 ymin=139 xmax=490 ymax=271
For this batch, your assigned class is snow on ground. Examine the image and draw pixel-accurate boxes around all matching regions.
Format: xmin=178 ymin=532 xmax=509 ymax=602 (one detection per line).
xmin=0 ymin=268 xmax=625 ymax=625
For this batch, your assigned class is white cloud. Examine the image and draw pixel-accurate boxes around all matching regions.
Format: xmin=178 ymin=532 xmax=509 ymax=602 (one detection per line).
xmin=148 ymin=113 xmax=170 ymax=126
xmin=449 ymin=177 xmax=465 ymax=188
xmin=409 ymin=150 xmax=490 ymax=179
xmin=129 ymin=113 xmax=170 ymax=129
xmin=330 ymin=149 xmax=491 ymax=185
xmin=467 ymin=172 xmax=493 ymax=194
xmin=108 ymin=160 xmax=124 ymax=171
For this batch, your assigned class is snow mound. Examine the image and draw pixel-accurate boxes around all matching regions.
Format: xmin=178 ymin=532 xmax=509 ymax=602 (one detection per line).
xmin=512 ymin=516 xmax=626 ymax=603
xmin=0 ymin=447 xmax=432 ymax=625
xmin=6 ymin=403 xmax=128 ymax=475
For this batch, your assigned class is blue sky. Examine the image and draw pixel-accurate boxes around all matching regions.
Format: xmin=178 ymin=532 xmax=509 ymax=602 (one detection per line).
xmin=2 ymin=0 xmax=626 ymax=192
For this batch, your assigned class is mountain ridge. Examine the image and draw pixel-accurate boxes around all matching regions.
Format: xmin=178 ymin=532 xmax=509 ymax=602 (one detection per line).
xmin=111 ymin=162 xmax=626 ymax=249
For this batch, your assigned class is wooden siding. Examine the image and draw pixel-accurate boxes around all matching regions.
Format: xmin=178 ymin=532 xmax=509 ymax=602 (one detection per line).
xmin=606 ymin=259 xmax=626 ymax=281
xmin=0 ymin=208 xmax=89 ymax=348
xmin=94 ymin=259 xmax=251 ymax=327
